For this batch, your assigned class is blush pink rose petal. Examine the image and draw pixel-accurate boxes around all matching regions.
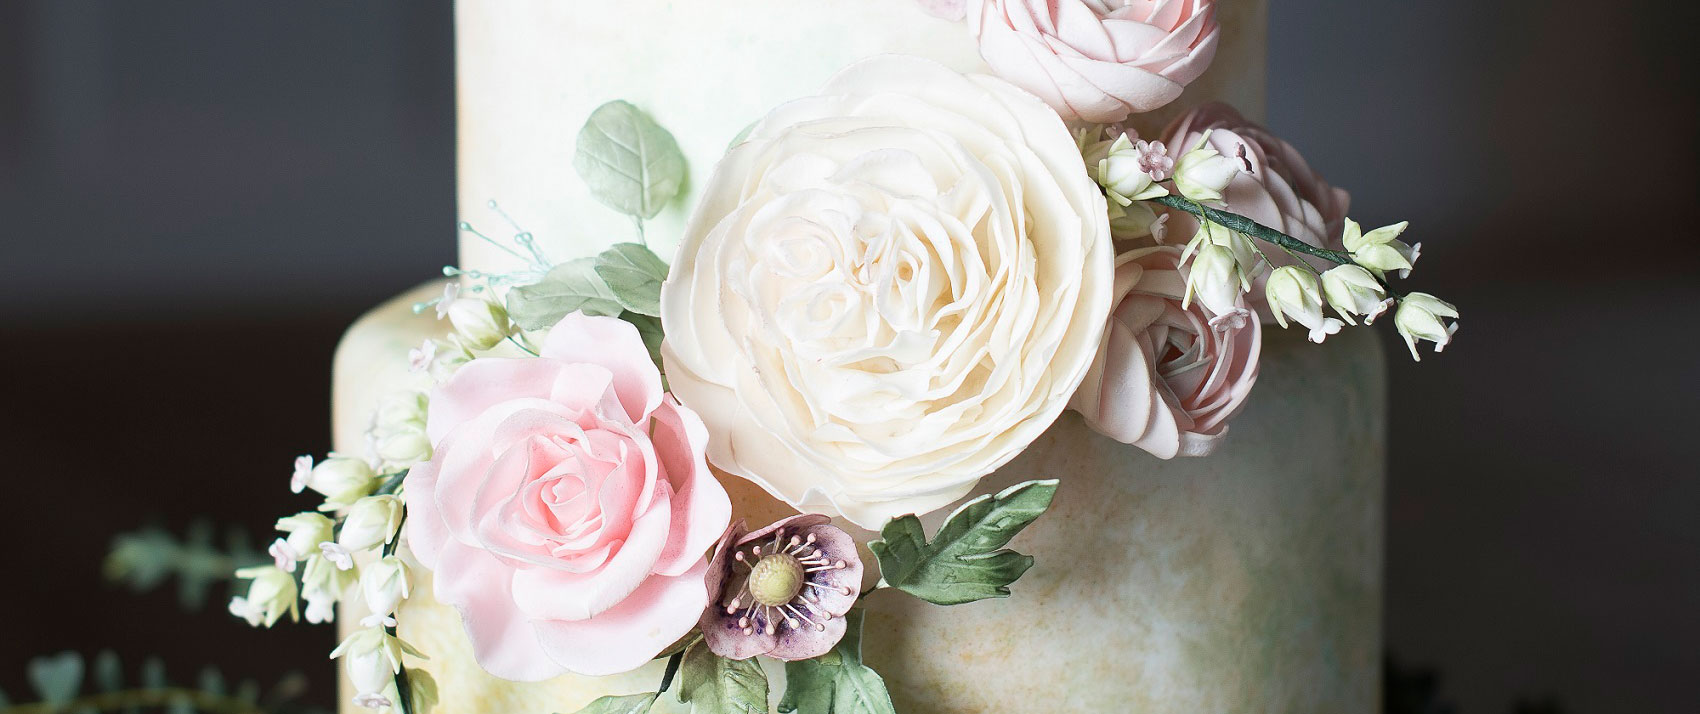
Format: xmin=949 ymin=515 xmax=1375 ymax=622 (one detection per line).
xmin=405 ymin=313 xmax=731 ymax=681
xmin=1071 ymin=246 xmax=1260 ymax=458
xmin=969 ymin=0 xmax=1222 ymax=123
xmin=1162 ymin=102 xmax=1351 ymax=320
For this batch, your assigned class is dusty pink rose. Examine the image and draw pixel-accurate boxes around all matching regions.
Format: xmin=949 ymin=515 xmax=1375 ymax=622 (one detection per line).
xmin=915 ymin=0 xmax=968 ymax=20
xmin=1071 ymin=246 xmax=1260 ymax=458
xmin=968 ymin=0 xmax=1221 ymax=123
xmin=1162 ymin=102 xmax=1351 ymax=318
xmin=405 ymin=313 xmax=731 ymax=680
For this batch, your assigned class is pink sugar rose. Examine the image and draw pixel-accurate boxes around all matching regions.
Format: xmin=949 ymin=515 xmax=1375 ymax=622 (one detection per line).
xmin=1071 ymin=246 xmax=1260 ymax=458
xmin=1162 ymin=102 xmax=1351 ymax=319
xmin=968 ymin=0 xmax=1221 ymax=123
xmin=405 ymin=313 xmax=731 ymax=680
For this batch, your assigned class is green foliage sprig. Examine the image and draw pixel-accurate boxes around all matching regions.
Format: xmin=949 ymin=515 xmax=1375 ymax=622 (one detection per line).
xmin=869 ymin=479 xmax=1059 ymax=605
xmin=103 ymin=521 xmax=267 ymax=611
xmin=0 ymin=651 xmax=329 ymax=714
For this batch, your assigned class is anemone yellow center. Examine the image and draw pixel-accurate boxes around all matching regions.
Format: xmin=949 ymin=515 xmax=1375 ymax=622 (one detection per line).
xmin=747 ymin=552 xmax=805 ymax=607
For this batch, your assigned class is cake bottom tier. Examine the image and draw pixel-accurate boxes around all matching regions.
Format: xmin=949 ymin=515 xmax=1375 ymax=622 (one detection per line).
xmin=332 ymin=282 xmax=1385 ymax=714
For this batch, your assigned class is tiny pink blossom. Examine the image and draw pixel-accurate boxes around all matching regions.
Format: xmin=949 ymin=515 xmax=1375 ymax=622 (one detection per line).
xmin=290 ymin=455 xmax=314 ymax=494
xmin=407 ymin=339 xmax=436 ymax=374
xmin=268 ymin=538 xmax=299 ymax=571
xmin=352 ymin=693 xmax=392 ymax=710
xmin=1135 ymin=140 xmax=1174 ymax=181
xmin=434 ymin=282 xmax=460 ymax=320
xmin=319 ymin=542 xmax=354 ymax=571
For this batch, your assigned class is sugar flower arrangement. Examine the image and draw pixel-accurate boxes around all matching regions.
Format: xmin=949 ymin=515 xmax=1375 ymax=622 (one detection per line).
xmin=231 ymin=3 xmax=1457 ymax=713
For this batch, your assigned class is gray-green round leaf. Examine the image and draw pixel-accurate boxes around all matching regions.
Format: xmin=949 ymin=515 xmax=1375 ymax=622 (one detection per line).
xmin=506 ymin=258 xmax=625 ymax=331
xmin=574 ymin=100 xmax=687 ymax=220
xmin=28 ymin=651 xmax=84 ymax=705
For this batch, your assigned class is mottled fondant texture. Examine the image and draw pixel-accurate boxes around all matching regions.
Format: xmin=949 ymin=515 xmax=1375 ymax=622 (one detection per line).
xmin=456 ymin=0 xmax=1266 ymax=276
xmin=333 ymin=288 xmax=1383 ymax=713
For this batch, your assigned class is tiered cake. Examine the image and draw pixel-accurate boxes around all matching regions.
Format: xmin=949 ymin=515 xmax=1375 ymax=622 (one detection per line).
xmin=330 ymin=1 xmax=1383 ymax=711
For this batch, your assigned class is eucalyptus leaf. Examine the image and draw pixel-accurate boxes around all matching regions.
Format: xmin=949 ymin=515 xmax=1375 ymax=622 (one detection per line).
xmin=506 ymin=258 xmax=625 ymax=331
xmin=93 ymin=650 xmax=122 ymax=693
xmin=678 ymin=640 xmax=767 ymax=714
xmin=594 ymin=243 xmax=669 ymax=316
xmin=869 ymin=479 xmax=1058 ymax=605
xmin=560 ymin=692 xmax=659 ymax=714
xmin=779 ymin=610 xmax=895 ymax=714
xmin=28 ymin=651 xmax=84 ymax=705
xmin=574 ymin=100 xmax=687 ymax=220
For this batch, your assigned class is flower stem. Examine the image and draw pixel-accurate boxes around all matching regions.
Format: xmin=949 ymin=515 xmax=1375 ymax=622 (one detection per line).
xmin=1150 ymin=194 xmax=1404 ymax=298
xmin=0 ymin=688 xmax=266 ymax=714
xmin=505 ymin=334 xmax=540 ymax=356
xmin=374 ymin=470 xmax=410 ymax=497
xmin=1151 ymin=194 xmax=1355 ymax=265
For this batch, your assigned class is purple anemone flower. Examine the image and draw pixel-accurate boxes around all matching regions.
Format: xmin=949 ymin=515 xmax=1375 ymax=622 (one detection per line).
xmin=700 ymin=514 xmax=863 ymax=661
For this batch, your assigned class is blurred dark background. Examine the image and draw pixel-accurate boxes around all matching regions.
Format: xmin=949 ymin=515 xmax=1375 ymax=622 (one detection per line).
xmin=2 ymin=1 xmax=1695 ymax=712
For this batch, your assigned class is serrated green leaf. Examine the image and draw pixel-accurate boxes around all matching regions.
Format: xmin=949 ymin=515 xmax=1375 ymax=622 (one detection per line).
xmin=560 ymin=692 xmax=659 ymax=714
xmin=779 ymin=610 xmax=895 ymax=714
xmin=93 ymin=650 xmax=122 ymax=693
xmin=620 ymin=311 xmax=665 ymax=369
xmin=140 ymin=657 xmax=167 ymax=689
xmin=29 ymin=651 xmax=84 ymax=705
xmin=594 ymin=243 xmax=668 ymax=316
xmin=869 ymin=479 xmax=1058 ymax=606
xmin=574 ymin=100 xmax=687 ymax=220
xmin=678 ymin=640 xmax=767 ymax=714
xmin=506 ymin=258 xmax=625 ymax=331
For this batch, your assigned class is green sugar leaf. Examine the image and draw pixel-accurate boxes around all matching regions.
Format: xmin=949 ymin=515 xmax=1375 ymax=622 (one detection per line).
xmin=778 ymin=610 xmax=896 ymax=714
xmin=506 ymin=257 xmax=625 ymax=331
xmin=574 ymin=100 xmax=687 ymax=220
xmin=621 ymin=311 xmax=666 ymax=370
xmin=28 ymin=651 xmax=84 ymax=705
xmin=868 ymin=479 xmax=1058 ymax=606
xmin=560 ymin=692 xmax=659 ymax=714
xmin=678 ymin=639 xmax=767 ymax=714
xmin=594 ymin=243 xmax=669 ymax=317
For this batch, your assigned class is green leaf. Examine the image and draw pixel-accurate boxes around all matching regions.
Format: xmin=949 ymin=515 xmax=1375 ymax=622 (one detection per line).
xmin=869 ymin=479 xmax=1058 ymax=606
xmin=0 ymin=685 xmax=11 ymax=708
xmin=594 ymin=243 xmax=669 ymax=316
xmin=29 ymin=651 xmax=85 ymax=705
xmin=779 ymin=610 xmax=896 ymax=714
xmin=574 ymin=100 xmax=687 ymax=220
xmin=621 ymin=311 xmax=665 ymax=368
xmin=140 ymin=657 xmax=167 ymax=689
xmin=678 ymin=639 xmax=767 ymax=714
xmin=506 ymin=258 xmax=625 ymax=331
xmin=560 ymin=692 xmax=659 ymax=714
xmin=166 ymin=693 xmax=195 ymax=714
xmin=93 ymin=650 xmax=122 ymax=693
xmin=198 ymin=666 xmax=226 ymax=697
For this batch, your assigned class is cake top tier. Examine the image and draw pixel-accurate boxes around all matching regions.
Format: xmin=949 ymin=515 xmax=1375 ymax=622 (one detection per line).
xmin=456 ymin=0 xmax=1266 ymax=274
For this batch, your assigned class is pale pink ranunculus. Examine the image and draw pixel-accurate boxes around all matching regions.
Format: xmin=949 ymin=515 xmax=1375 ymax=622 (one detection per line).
xmin=1071 ymin=246 xmax=1260 ymax=458
xmin=405 ymin=313 xmax=731 ymax=681
xmin=1162 ymin=102 xmax=1351 ymax=319
xmin=968 ymin=0 xmax=1221 ymax=123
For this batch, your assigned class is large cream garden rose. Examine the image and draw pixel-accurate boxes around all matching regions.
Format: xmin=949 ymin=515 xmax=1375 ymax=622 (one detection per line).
xmin=660 ymin=56 xmax=1113 ymax=529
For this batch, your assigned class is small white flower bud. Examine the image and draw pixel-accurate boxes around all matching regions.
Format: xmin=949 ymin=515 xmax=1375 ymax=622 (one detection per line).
xmin=300 ymin=553 xmax=357 ymax=621
xmin=232 ymin=565 xmax=299 ymax=628
xmin=374 ymin=391 xmax=428 ymax=433
xmin=375 ymin=427 xmax=432 ymax=467
xmin=1093 ymin=134 xmax=1170 ymax=206
xmin=339 ymin=495 xmax=405 ymax=552
xmin=1265 ymin=266 xmax=1344 ymax=343
xmin=1184 ymin=244 xmax=1250 ymax=325
xmin=447 ymin=297 xmax=512 ymax=351
xmin=361 ymin=556 xmax=411 ymax=618
xmin=274 ymin=512 xmax=336 ymax=570
xmin=331 ymin=628 xmax=404 ymax=697
xmin=307 ymin=457 xmax=377 ymax=510
xmin=1172 ymin=132 xmax=1240 ymax=203
xmin=1394 ymin=292 xmax=1460 ymax=361
xmin=1320 ymin=265 xmax=1390 ymax=325
xmin=1342 ymin=219 xmax=1419 ymax=279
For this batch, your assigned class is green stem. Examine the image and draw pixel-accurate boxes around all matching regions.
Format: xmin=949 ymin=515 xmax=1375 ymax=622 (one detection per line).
xmin=0 ymin=688 xmax=265 ymax=714
xmin=505 ymin=334 xmax=540 ymax=356
xmin=1151 ymin=194 xmax=1404 ymax=298
xmin=1152 ymin=194 xmax=1354 ymax=265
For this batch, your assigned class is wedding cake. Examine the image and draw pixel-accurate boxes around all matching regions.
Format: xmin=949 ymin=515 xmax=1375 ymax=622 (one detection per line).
xmin=247 ymin=1 xmax=1460 ymax=712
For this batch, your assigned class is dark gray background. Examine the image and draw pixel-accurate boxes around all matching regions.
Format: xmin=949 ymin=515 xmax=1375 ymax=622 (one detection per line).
xmin=2 ymin=1 xmax=1696 ymax=712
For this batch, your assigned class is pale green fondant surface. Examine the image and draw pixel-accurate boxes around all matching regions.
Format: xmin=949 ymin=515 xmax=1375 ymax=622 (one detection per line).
xmin=332 ymin=285 xmax=1383 ymax=713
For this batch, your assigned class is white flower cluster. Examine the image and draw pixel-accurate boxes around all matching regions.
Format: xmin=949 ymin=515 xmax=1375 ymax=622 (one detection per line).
xmin=1089 ymin=129 xmax=1460 ymax=359
xmin=233 ymin=376 xmax=447 ymax=711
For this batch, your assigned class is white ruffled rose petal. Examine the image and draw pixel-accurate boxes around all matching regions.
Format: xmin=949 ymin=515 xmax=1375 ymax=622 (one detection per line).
xmin=661 ymin=56 xmax=1113 ymax=529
